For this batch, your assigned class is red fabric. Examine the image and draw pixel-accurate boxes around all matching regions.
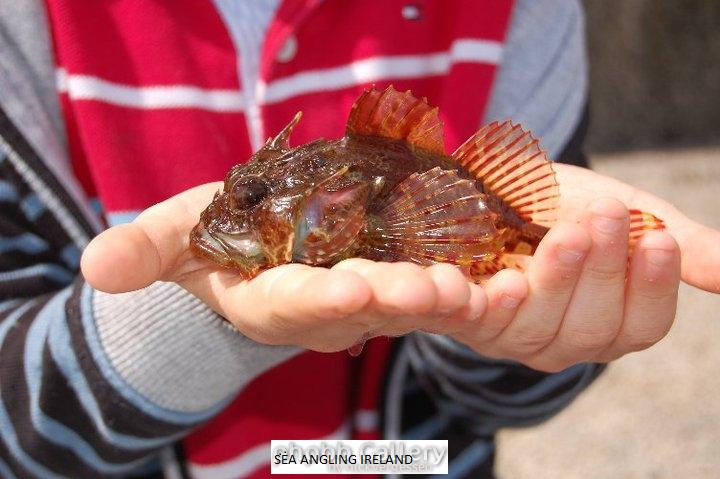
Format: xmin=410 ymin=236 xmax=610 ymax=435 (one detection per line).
xmin=44 ymin=0 xmax=514 ymax=476
xmin=63 ymin=104 xmax=250 ymax=211
xmin=184 ymin=351 xmax=352 ymax=465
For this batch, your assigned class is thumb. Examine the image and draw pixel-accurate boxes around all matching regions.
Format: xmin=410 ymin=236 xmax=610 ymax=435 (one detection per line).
xmin=672 ymin=220 xmax=720 ymax=293
xmin=81 ymin=222 xmax=165 ymax=293
xmin=81 ymin=183 xmax=222 ymax=293
xmin=631 ymin=189 xmax=720 ymax=293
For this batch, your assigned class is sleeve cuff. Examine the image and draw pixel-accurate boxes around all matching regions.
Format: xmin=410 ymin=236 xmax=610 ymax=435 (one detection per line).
xmin=92 ymin=281 xmax=300 ymax=413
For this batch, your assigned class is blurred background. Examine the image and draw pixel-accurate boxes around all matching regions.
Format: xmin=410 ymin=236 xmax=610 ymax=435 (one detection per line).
xmin=496 ymin=1 xmax=720 ymax=477
xmin=583 ymin=0 xmax=720 ymax=152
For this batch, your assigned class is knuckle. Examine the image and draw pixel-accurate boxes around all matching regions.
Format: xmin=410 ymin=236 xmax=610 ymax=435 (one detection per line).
xmin=633 ymin=284 xmax=677 ymax=302
xmin=535 ymin=267 xmax=581 ymax=302
xmin=535 ymin=274 xmax=578 ymax=298
xmin=583 ymin=264 xmax=624 ymax=283
xmin=561 ymin=328 xmax=617 ymax=350
xmin=623 ymin=327 xmax=670 ymax=351
xmin=509 ymin=328 xmax=557 ymax=353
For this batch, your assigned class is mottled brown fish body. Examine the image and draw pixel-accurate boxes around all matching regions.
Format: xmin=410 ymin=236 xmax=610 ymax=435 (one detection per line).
xmin=190 ymin=86 xmax=664 ymax=281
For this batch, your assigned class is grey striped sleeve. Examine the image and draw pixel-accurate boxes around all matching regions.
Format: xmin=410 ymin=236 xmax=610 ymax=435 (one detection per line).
xmin=93 ymin=281 xmax=299 ymax=413
xmin=404 ymin=334 xmax=604 ymax=435
xmin=0 ymin=110 xmax=300 ymax=477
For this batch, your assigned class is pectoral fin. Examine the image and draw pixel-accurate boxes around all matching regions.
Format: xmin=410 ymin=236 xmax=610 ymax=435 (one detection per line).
xmin=368 ymin=167 xmax=502 ymax=266
xmin=293 ymin=182 xmax=369 ymax=265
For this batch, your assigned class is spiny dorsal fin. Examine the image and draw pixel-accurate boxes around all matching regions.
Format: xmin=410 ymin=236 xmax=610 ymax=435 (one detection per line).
xmin=346 ymin=86 xmax=445 ymax=155
xmin=368 ymin=168 xmax=502 ymax=266
xmin=251 ymin=112 xmax=303 ymax=165
xmin=452 ymin=121 xmax=559 ymax=227
xmin=268 ymin=111 xmax=302 ymax=150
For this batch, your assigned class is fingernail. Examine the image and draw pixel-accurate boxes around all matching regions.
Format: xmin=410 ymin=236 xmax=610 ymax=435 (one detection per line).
xmin=591 ymin=214 xmax=624 ymax=234
xmin=644 ymin=248 xmax=673 ymax=267
xmin=500 ymin=293 xmax=521 ymax=309
xmin=589 ymin=200 xmax=627 ymax=234
xmin=557 ymin=245 xmax=586 ymax=264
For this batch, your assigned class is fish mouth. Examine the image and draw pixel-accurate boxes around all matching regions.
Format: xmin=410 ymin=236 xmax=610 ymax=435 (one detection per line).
xmin=190 ymin=222 xmax=268 ymax=276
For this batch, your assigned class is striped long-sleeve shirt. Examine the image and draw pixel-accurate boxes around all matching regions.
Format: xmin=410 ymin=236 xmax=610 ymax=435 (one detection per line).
xmin=0 ymin=0 xmax=603 ymax=477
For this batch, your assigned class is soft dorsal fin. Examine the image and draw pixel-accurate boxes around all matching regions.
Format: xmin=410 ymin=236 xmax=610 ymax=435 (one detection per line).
xmin=346 ymin=86 xmax=446 ymax=155
xmin=452 ymin=121 xmax=559 ymax=227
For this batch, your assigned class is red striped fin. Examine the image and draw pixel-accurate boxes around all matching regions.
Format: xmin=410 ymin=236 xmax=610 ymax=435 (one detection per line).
xmin=452 ymin=121 xmax=559 ymax=227
xmin=629 ymin=209 xmax=665 ymax=248
xmin=368 ymin=168 xmax=502 ymax=266
xmin=346 ymin=86 xmax=445 ymax=155
xmin=293 ymin=182 xmax=369 ymax=265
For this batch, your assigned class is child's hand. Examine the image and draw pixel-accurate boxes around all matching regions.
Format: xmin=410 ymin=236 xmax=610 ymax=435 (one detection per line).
xmin=81 ymin=163 xmax=720 ymax=365
xmin=80 ymin=183 xmax=485 ymax=352
xmin=450 ymin=199 xmax=681 ymax=372
xmin=450 ymin=163 xmax=720 ymax=372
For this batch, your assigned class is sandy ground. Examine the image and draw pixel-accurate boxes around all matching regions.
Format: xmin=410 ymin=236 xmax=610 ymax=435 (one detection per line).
xmin=495 ymin=148 xmax=720 ymax=479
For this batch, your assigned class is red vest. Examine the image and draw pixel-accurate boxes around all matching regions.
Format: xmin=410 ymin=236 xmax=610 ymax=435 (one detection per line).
xmin=44 ymin=1 xmax=514 ymax=476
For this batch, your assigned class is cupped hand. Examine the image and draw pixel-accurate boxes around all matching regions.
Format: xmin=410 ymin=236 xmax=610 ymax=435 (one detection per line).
xmin=81 ymin=164 xmax=720 ymax=367
xmin=451 ymin=163 xmax=720 ymax=371
xmin=554 ymin=163 xmax=720 ymax=293
xmin=81 ymin=183 xmax=485 ymax=352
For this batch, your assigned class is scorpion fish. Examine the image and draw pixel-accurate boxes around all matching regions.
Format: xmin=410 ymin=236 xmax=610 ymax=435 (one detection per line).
xmin=190 ymin=86 xmax=663 ymax=282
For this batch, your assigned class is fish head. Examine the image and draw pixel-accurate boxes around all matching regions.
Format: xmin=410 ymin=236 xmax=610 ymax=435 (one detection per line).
xmin=191 ymin=113 xmax=372 ymax=278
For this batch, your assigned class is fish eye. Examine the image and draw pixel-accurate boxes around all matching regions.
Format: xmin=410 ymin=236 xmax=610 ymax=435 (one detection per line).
xmin=231 ymin=177 xmax=269 ymax=209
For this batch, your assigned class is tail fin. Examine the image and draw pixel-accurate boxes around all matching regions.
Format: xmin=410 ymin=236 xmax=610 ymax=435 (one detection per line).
xmin=629 ymin=209 xmax=665 ymax=248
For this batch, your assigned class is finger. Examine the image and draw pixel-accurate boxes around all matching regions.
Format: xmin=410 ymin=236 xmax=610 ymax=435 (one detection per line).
xmin=666 ymin=219 xmax=720 ymax=292
xmin=185 ymin=263 xmax=373 ymax=345
xmin=555 ymin=163 xmax=720 ymax=292
xmin=620 ymin=184 xmax=720 ymax=292
xmin=490 ymin=222 xmax=592 ymax=358
xmin=626 ymin=195 xmax=719 ymax=292
xmin=332 ymin=259 xmax=441 ymax=335
xmin=258 ymin=265 xmax=372 ymax=323
xmin=454 ymin=268 xmax=528 ymax=343
xmin=536 ymin=199 xmax=629 ymax=367
xmin=425 ymin=263 xmax=472 ymax=315
xmin=596 ymin=231 xmax=680 ymax=362
xmin=429 ymin=282 xmax=489 ymax=335
xmin=418 ymin=263 xmax=477 ymax=334
xmin=81 ymin=182 xmax=222 ymax=293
